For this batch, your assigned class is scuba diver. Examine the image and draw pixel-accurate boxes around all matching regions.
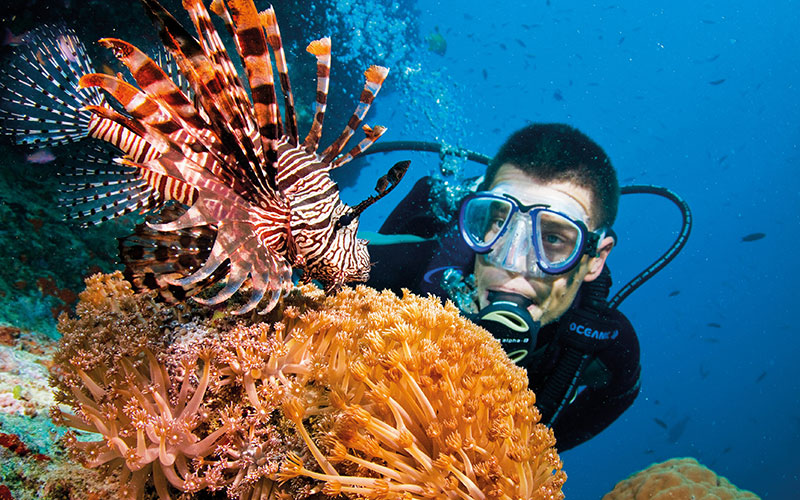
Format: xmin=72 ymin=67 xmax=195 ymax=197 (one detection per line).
xmin=361 ymin=123 xmax=691 ymax=452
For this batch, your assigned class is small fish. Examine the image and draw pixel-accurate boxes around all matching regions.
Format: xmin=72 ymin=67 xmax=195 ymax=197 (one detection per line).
xmin=515 ymin=39 xmax=526 ymax=48
xmin=755 ymin=371 xmax=767 ymax=383
xmin=718 ymin=154 xmax=728 ymax=164
xmin=25 ymin=149 xmax=56 ymax=164
xmin=701 ymin=19 xmax=716 ymax=24
xmin=2 ymin=27 xmax=25 ymax=47
xmin=668 ymin=416 xmax=690 ymax=443
xmin=706 ymin=322 xmax=722 ymax=328
xmin=499 ymin=43 xmax=507 ymax=50
xmin=653 ymin=418 xmax=668 ymax=430
xmin=699 ymin=365 xmax=710 ymax=379
xmin=618 ymin=36 xmax=625 ymax=45
xmin=482 ymin=68 xmax=488 ymax=80
xmin=668 ymin=290 xmax=680 ymax=297
xmin=100 ymin=63 xmax=117 ymax=76
xmin=706 ymin=54 xmax=720 ymax=62
xmin=553 ymin=89 xmax=564 ymax=101
xmin=425 ymin=27 xmax=447 ymax=56
xmin=709 ymin=79 xmax=726 ymax=85
xmin=741 ymin=232 xmax=765 ymax=242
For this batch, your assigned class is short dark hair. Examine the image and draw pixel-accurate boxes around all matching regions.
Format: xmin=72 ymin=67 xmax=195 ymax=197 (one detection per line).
xmin=480 ymin=123 xmax=620 ymax=229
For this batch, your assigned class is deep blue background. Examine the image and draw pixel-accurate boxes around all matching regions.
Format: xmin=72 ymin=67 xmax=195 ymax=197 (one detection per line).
xmin=1 ymin=0 xmax=797 ymax=496
xmin=335 ymin=0 xmax=799 ymax=497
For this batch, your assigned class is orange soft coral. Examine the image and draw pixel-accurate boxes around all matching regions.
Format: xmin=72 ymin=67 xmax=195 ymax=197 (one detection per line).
xmin=51 ymin=274 xmax=565 ymax=499
xmin=603 ymin=457 xmax=760 ymax=500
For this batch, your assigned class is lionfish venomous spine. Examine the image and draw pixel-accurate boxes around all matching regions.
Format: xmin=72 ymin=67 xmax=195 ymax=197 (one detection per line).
xmin=0 ymin=0 xmax=409 ymax=314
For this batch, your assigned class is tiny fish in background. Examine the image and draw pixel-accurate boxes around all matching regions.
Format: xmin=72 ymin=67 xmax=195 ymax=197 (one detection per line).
xmin=553 ymin=89 xmax=564 ymax=101
xmin=25 ymin=149 xmax=56 ymax=164
xmin=668 ymin=416 xmax=690 ymax=444
xmin=706 ymin=322 xmax=722 ymax=328
xmin=709 ymin=78 xmax=726 ymax=85
xmin=653 ymin=418 xmax=668 ymax=430
xmin=668 ymin=290 xmax=680 ymax=297
xmin=741 ymin=232 xmax=766 ymax=242
xmin=425 ymin=26 xmax=447 ymax=56
xmin=2 ymin=27 xmax=25 ymax=47
xmin=755 ymin=371 xmax=767 ymax=383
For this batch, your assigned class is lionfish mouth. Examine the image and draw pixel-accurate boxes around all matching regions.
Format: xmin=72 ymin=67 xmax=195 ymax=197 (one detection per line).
xmin=0 ymin=0 xmax=411 ymax=314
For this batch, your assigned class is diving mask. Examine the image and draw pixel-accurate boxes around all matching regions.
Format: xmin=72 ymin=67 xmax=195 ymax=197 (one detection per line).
xmin=459 ymin=191 xmax=603 ymax=276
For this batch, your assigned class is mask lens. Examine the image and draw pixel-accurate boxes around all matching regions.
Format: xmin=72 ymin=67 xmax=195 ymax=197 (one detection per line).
xmin=534 ymin=210 xmax=583 ymax=270
xmin=461 ymin=196 xmax=514 ymax=250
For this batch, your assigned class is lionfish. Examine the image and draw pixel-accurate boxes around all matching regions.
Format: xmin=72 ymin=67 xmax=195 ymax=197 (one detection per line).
xmin=0 ymin=0 xmax=409 ymax=314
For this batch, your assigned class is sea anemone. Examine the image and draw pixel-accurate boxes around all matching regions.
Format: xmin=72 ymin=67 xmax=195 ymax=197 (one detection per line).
xmin=50 ymin=273 xmax=565 ymax=499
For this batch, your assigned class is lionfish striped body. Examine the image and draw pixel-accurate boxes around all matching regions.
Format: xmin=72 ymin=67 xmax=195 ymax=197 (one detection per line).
xmin=0 ymin=0 xmax=409 ymax=314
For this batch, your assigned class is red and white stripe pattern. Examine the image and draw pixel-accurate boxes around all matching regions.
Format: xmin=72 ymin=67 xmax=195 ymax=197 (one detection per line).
xmin=0 ymin=0 xmax=400 ymax=314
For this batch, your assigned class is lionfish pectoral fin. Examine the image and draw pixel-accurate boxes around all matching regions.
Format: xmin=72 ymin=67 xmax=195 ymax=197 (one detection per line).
xmin=192 ymin=260 xmax=250 ymax=306
xmin=232 ymin=286 xmax=265 ymax=315
xmin=0 ymin=25 xmax=103 ymax=148
xmin=166 ymin=236 xmax=230 ymax=286
xmin=147 ymin=203 xmax=208 ymax=232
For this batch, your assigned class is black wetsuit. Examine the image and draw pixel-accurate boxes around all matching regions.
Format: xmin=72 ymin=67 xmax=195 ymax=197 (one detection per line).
xmin=367 ymin=177 xmax=641 ymax=452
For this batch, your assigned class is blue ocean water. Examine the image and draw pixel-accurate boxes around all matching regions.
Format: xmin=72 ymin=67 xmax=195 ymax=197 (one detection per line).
xmin=0 ymin=0 xmax=796 ymax=497
xmin=339 ymin=1 xmax=798 ymax=497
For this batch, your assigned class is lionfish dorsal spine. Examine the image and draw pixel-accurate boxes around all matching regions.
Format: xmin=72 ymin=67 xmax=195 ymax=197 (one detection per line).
xmin=1 ymin=0 xmax=405 ymax=316
xmin=214 ymin=0 xmax=282 ymax=142
xmin=303 ymin=37 xmax=332 ymax=153
xmin=333 ymin=124 xmax=389 ymax=169
xmin=259 ymin=7 xmax=299 ymax=145
xmin=321 ymin=65 xmax=389 ymax=164
xmin=141 ymin=0 xmax=271 ymax=197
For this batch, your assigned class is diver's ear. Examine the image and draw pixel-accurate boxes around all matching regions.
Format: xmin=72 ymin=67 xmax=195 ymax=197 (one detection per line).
xmin=583 ymin=235 xmax=615 ymax=282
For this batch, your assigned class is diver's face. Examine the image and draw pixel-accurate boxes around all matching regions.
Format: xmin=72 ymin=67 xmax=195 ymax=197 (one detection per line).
xmin=474 ymin=163 xmax=604 ymax=325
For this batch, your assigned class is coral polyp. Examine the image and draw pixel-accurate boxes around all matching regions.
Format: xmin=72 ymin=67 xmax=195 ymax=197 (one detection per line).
xmin=50 ymin=272 xmax=566 ymax=499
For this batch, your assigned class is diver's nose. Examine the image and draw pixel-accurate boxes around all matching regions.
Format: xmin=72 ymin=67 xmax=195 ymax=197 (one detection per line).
xmin=495 ymin=220 xmax=531 ymax=274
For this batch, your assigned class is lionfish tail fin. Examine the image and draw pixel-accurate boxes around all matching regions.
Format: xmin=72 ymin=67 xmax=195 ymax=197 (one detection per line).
xmin=322 ymin=65 xmax=389 ymax=164
xmin=0 ymin=25 xmax=103 ymax=148
xmin=302 ymin=38 xmax=332 ymax=153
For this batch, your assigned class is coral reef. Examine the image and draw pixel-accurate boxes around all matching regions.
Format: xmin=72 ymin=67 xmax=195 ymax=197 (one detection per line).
xmin=48 ymin=272 xmax=566 ymax=499
xmin=603 ymin=457 xmax=760 ymax=500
